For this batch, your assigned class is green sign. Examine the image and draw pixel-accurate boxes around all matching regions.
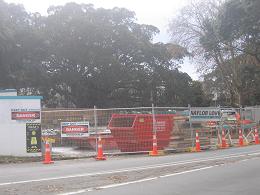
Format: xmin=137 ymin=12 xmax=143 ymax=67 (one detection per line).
xmin=26 ymin=123 xmax=41 ymax=153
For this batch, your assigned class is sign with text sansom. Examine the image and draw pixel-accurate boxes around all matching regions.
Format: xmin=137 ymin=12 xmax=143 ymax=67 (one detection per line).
xmin=190 ymin=108 xmax=221 ymax=122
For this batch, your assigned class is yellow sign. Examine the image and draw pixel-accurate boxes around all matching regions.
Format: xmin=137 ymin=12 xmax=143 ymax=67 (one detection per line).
xmin=42 ymin=137 xmax=56 ymax=143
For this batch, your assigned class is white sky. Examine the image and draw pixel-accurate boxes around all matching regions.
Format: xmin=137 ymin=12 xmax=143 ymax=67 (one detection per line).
xmin=5 ymin=0 xmax=199 ymax=80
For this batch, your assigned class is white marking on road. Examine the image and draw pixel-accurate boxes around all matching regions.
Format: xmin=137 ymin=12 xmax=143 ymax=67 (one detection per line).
xmin=1 ymin=150 xmax=260 ymax=186
xmin=159 ymin=166 xmax=215 ymax=178
xmin=99 ymin=177 xmax=158 ymax=189
xmin=59 ymin=166 xmax=217 ymax=195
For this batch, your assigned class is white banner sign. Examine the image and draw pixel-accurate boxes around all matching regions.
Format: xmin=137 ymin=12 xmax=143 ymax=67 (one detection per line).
xmin=190 ymin=108 xmax=221 ymax=122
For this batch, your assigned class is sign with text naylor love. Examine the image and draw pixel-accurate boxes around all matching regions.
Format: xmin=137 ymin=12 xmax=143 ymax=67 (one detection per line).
xmin=11 ymin=111 xmax=40 ymax=120
xmin=26 ymin=123 xmax=41 ymax=153
xmin=190 ymin=108 xmax=221 ymax=122
xmin=61 ymin=121 xmax=90 ymax=137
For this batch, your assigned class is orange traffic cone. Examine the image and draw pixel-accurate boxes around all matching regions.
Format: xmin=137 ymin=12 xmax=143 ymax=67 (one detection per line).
xmin=96 ymin=136 xmax=106 ymax=160
xmin=221 ymin=129 xmax=228 ymax=148
xmin=150 ymin=134 xmax=158 ymax=156
xmin=238 ymin=129 xmax=244 ymax=147
xmin=254 ymin=128 xmax=259 ymax=145
xmin=43 ymin=142 xmax=53 ymax=164
xmin=195 ymin=130 xmax=201 ymax=152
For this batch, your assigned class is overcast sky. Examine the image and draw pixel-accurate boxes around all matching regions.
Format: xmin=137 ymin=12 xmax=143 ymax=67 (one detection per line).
xmin=5 ymin=0 xmax=199 ymax=80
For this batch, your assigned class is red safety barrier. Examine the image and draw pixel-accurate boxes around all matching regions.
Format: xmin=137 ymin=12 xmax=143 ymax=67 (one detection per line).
xmin=108 ymin=114 xmax=174 ymax=152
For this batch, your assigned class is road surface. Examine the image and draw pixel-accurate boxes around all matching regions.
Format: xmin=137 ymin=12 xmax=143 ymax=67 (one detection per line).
xmin=1 ymin=145 xmax=260 ymax=194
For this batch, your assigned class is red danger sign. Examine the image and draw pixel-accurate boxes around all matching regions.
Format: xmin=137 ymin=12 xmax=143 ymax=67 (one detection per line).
xmin=12 ymin=112 xmax=40 ymax=120
xmin=61 ymin=122 xmax=90 ymax=137
xmin=62 ymin=126 xmax=88 ymax=133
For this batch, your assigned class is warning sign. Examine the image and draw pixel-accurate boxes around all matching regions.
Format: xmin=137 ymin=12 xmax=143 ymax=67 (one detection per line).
xmin=12 ymin=111 xmax=40 ymax=120
xmin=61 ymin=122 xmax=89 ymax=137
xmin=26 ymin=123 xmax=41 ymax=153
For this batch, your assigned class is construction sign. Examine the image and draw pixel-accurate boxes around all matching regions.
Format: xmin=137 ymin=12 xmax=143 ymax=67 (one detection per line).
xmin=190 ymin=107 xmax=221 ymax=122
xmin=26 ymin=123 xmax=41 ymax=153
xmin=61 ymin=121 xmax=89 ymax=137
xmin=11 ymin=109 xmax=40 ymax=120
xmin=42 ymin=137 xmax=56 ymax=143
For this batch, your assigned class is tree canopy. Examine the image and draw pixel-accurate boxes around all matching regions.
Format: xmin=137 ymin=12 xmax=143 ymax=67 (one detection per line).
xmin=169 ymin=0 xmax=260 ymax=106
xmin=0 ymin=1 xmax=208 ymax=108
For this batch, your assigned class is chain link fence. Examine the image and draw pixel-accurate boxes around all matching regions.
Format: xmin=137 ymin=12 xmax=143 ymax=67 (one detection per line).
xmin=41 ymin=106 xmax=260 ymax=158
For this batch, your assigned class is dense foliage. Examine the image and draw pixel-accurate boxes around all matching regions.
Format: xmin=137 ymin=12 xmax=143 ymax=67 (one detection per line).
xmin=0 ymin=1 xmax=207 ymax=108
xmin=169 ymin=0 xmax=260 ymax=106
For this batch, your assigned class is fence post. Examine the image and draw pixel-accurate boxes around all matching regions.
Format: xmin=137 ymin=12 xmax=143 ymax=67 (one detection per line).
xmin=152 ymin=103 xmax=156 ymax=135
xmin=189 ymin=104 xmax=194 ymax=148
xmin=240 ymin=106 xmax=244 ymax=134
xmin=150 ymin=103 xmax=159 ymax=156
xmin=219 ymin=105 xmax=222 ymax=146
xmin=94 ymin=105 xmax=98 ymax=153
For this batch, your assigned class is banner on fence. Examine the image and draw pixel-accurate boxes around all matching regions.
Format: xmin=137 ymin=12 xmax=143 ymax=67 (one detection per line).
xmin=61 ymin=121 xmax=89 ymax=137
xmin=190 ymin=107 xmax=221 ymax=122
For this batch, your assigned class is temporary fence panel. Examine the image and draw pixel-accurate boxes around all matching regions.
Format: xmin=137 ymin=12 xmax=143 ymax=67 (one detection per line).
xmin=41 ymin=106 xmax=260 ymax=158
xmin=42 ymin=107 xmax=190 ymax=156
xmin=41 ymin=109 xmax=96 ymax=157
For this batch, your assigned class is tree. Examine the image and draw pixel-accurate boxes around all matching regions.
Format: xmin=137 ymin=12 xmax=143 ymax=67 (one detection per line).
xmin=0 ymin=0 xmax=50 ymax=95
xmin=41 ymin=3 xmax=193 ymax=107
xmin=169 ymin=0 xmax=260 ymax=106
xmin=0 ymin=1 xmax=208 ymax=108
xmin=218 ymin=0 xmax=260 ymax=63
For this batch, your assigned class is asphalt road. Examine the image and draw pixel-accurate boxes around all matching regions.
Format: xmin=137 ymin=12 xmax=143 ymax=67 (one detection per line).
xmin=84 ymin=156 xmax=260 ymax=195
xmin=1 ymin=145 xmax=260 ymax=195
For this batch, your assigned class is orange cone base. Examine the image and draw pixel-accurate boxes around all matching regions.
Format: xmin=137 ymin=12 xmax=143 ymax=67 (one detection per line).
xmin=149 ymin=150 xmax=165 ymax=156
xmin=236 ymin=143 xmax=248 ymax=147
xmin=238 ymin=139 xmax=244 ymax=147
xmin=43 ymin=160 xmax=54 ymax=164
xmin=149 ymin=151 xmax=159 ymax=156
xmin=190 ymin=147 xmax=201 ymax=152
xmin=96 ymin=156 xmax=106 ymax=160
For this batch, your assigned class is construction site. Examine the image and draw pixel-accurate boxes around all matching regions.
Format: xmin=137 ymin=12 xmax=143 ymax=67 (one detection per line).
xmin=40 ymin=106 xmax=260 ymax=159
